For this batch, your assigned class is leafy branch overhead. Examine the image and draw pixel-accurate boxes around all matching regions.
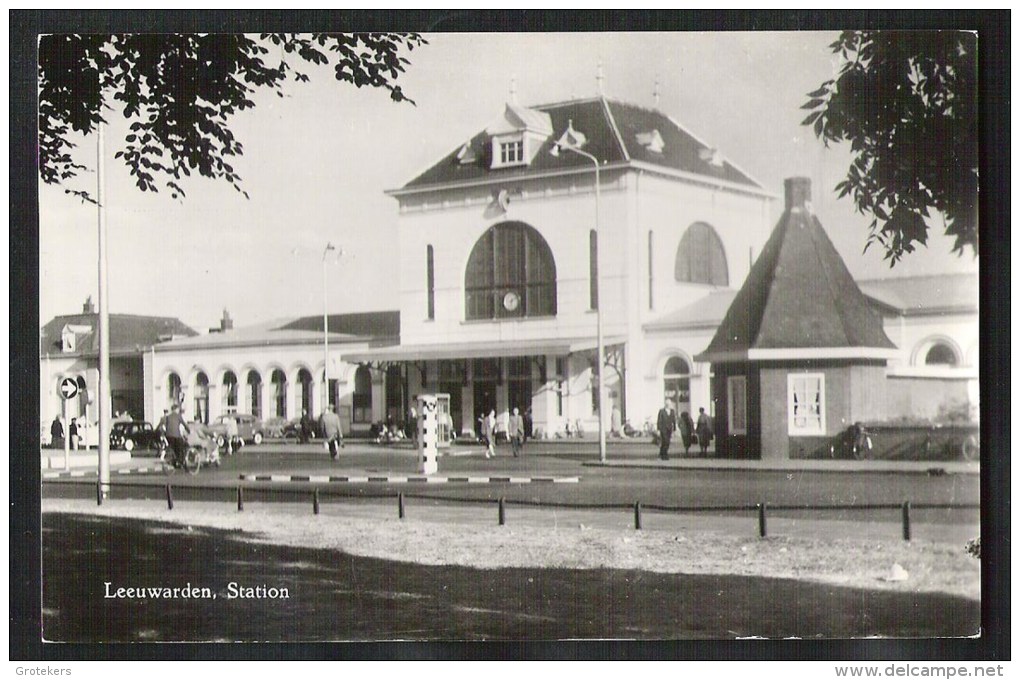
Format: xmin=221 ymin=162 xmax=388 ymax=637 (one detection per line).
xmin=802 ymin=31 xmax=977 ymax=262
xmin=38 ymin=33 xmax=426 ymax=202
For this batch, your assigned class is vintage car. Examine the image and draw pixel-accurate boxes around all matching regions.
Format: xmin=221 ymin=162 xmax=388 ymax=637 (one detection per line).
xmin=207 ymin=413 xmax=265 ymax=447
xmin=109 ymin=421 xmax=161 ymax=452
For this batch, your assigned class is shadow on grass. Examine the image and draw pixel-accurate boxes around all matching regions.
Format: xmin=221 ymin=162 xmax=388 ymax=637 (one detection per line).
xmin=42 ymin=513 xmax=979 ymax=642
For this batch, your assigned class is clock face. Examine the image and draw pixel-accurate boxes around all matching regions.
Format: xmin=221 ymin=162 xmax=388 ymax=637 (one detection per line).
xmin=503 ymin=291 xmax=520 ymax=311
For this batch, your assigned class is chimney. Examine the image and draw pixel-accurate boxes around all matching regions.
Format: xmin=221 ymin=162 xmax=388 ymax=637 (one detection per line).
xmin=82 ymin=296 xmax=95 ymax=314
xmin=220 ymin=309 xmax=233 ymax=332
xmin=784 ymin=177 xmax=812 ymax=212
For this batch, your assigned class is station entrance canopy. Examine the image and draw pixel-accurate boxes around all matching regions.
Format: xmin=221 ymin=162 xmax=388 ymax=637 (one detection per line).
xmin=341 ymin=336 xmax=626 ymax=363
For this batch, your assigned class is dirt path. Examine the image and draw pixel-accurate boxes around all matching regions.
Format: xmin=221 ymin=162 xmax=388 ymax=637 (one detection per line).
xmin=42 ymin=497 xmax=981 ymax=602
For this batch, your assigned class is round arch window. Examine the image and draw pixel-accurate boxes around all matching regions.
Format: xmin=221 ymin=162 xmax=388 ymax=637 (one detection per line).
xmin=925 ymin=343 xmax=958 ymax=366
xmin=675 ymin=222 xmax=728 ymax=286
xmin=465 ymin=221 xmax=557 ymax=320
xmin=663 ymin=356 xmax=692 ymax=414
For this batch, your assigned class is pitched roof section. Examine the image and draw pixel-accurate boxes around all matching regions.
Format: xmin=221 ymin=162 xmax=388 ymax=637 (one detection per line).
xmin=398 ymin=97 xmax=762 ymax=192
xmin=858 ymin=273 xmax=978 ymax=316
xmin=276 ymin=311 xmax=401 ymax=338
xmin=698 ymin=178 xmax=895 ymax=362
xmin=40 ymin=313 xmax=198 ymax=356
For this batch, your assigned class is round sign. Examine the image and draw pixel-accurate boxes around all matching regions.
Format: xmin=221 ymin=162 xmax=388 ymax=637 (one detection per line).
xmin=503 ymin=291 xmax=520 ymax=312
xmin=59 ymin=377 xmax=79 ymax=400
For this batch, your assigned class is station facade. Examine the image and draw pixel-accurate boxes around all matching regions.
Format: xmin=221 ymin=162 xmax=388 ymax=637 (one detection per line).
xmin=40 ymin=96 xmax=979 ymax=450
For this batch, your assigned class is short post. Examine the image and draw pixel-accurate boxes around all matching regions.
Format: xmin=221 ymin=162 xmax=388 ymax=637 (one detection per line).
xmin=165 ymin=483 xmax=174 ymax=511
xmin=498 ymin=497 xmax=506 ymax=526
xmin=313 ymin=488 xmax=320 ymax=515
xmin=757 ymin=502 xmax=767 ymax=538
xmin=398 ymin=492 xmax=405 ymax=520
xmin=901 ymin=501 xmax=911 ymax=541
xmin=237 ymin=486 xmax=244 ymax=512
xmin=96 ymin=479 xmax=103 ymax=506
xmin=634 ymin=501 xmax=642 ymax=530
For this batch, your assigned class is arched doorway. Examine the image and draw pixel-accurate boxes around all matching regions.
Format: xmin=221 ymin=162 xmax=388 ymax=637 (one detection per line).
xmin=222 ymin=370 xmax=238 ymax=413
xmin=663 ymin=356 xmax=691 ymax=417
xmin=271 ymin=369 xmax=287 ymax=419
xmin=166 ymin=372 xmax=182 ymax=411
xmin=246 ymin=370 xmax=263 ymax=417
xmin=297 ymin=368 xmax=313 ymax=415
xmin=194 ymin=372 xmax=209 ymax=424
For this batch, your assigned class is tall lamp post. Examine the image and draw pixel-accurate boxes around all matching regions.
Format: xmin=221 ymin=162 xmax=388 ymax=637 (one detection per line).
xmin=552 ymin=122 xmax=608 ymax=462
xmin=97 ymin=121 xmax=112 ymax=497
xmin=322 ymin=243 xmax=337 ymax=413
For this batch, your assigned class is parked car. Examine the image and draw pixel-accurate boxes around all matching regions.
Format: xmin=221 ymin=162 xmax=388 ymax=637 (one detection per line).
xmin=207 ymin=413 xmax=264 ymax=447
xmin=110 ymin=421 xmax=162 ymax=452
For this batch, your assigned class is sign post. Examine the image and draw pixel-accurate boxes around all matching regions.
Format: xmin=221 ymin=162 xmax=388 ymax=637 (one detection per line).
xmin=59 ymin=377 xmax=79 ymax=472
xmin=416 ymin=394 xmax=438 ymax=475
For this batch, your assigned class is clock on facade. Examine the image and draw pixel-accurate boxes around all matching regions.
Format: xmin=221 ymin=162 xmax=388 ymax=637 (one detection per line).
xmin=503 ymin=291 xmax=520 ymax=312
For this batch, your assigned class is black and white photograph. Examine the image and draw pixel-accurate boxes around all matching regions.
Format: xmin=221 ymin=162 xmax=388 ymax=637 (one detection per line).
xmin=14 ymin=11 xmax=1008 ymax=662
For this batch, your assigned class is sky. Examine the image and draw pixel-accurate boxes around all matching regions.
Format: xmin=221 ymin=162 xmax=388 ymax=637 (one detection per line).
xmin=38 ymin=31 xmax=979 ymax=332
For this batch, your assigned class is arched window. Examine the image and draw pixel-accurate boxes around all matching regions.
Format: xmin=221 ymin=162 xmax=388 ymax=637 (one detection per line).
xmin=675 ymin=222 xmax=728 ymax=286
xmin=663 ymin=356 xmax=691 ymax=415
xmin=297 ymin=368 xmax=313 ymax=415
xmin=246 ymin=370 xmax=263 ymax=417
xmin=194 ymin=372 xmax=209 ymax=425
xmin=222 ymin=371 xmax=238 ymax=412
xmin=925 ymin=343 xmax=959 ymax=366
xmin=353 ymin=365 xmax=372 ymax=424
xmin=166 ymin=373 xmax=182 ymax=410
xmin=271 ymin=369 xmax=287 ymax=419
xmin=465 ymin=222 xmax=556 ymax=320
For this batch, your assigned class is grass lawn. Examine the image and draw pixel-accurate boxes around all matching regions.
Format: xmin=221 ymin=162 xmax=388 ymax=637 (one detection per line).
xmin=42 ymin=511 xmax=980 ymax=642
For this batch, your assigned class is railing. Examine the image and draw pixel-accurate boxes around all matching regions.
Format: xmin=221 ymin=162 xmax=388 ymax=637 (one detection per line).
xmin=60 ymin=478 xmax=979 ymax=543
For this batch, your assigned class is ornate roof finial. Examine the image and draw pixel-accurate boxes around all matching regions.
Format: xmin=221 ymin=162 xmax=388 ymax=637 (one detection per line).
xmin=509 ymin=76 xmax=517 ymax=105
xmin=596 ymin=57 xmax=604 ymax=96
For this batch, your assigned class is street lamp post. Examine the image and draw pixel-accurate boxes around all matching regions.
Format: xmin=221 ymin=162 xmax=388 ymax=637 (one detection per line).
xmin=552 ymin=132 xmax=608 ymax=462
xmin=97 ymin=120 xmax=112 ymax=497
xmin=322 ymin=243 xmax=337 ymax=413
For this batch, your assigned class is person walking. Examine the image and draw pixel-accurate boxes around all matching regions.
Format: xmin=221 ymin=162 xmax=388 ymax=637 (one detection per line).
xmin=678 ymin=411 xmax=695 ymax=456
xmin=508 ymin=407 xmax=525 ymax=457
xmin=482 ymin=409 xmax=496 ymax=459
xmin=163 ymin=403 xmax=189 ymax=468
xmin=50 ymin=415 xmax=64 ymax=449
xmin=299 ymin=408 xmax=312 ymax=444
xmin=225 ymin=414 xmax=240 ymax=455
xmin=69 ymin=418 xmax=79 ymax=451
xmin=696 ymin=407 xmax=714 ymax=455
xmin=320 ymin=404 xmax=344 ymax=459
xmin=656 ymin=399 xmax=676 ymax=460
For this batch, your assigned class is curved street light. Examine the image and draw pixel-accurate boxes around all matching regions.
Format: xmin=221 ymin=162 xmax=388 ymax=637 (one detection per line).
xmin=551 ymin=123 xmax=608 ymax=462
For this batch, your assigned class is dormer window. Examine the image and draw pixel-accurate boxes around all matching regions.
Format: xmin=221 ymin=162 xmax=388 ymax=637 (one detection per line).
xmin=500 ymin=139 xmax=524 ymax=165
xmin=636 ymin=129 xmax=665 ymax=154
xmin=485 ymin=103 xmax=553 ymax=170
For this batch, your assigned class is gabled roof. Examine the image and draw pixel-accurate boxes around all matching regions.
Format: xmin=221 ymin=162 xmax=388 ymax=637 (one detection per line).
xmin=858 ymin=273 xmax=978 ymax=316
xmin=697 ymin=178 xmax=895 ymax=363
xmin=396 ymin=97 xmax=764 ymax=193
xmin=40 ymin=313 xmax=197 ymax=357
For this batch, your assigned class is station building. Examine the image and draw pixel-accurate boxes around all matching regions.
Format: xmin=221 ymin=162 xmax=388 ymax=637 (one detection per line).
xmin=40 ymin=95 xmax=979 ymax=452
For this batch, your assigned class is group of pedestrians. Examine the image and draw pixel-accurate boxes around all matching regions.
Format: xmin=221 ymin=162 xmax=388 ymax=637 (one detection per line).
xmin=656 ymin=400 xmax=713 ymax=460
xmin=478 ymin=407 xmax=526 ymax=458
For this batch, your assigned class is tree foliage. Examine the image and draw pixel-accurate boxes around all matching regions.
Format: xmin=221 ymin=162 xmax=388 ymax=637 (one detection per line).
xmin=38 ymin=33 xmax=426 ymax=201
xmin=802 ymin=31 xmax=977 ymax=262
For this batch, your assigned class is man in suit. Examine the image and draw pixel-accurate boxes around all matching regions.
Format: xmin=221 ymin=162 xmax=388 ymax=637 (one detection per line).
xmin=656 ymin=399 xmax=676 ymax=460
xmin=508 ymin=407 xmax=525 ymax=457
